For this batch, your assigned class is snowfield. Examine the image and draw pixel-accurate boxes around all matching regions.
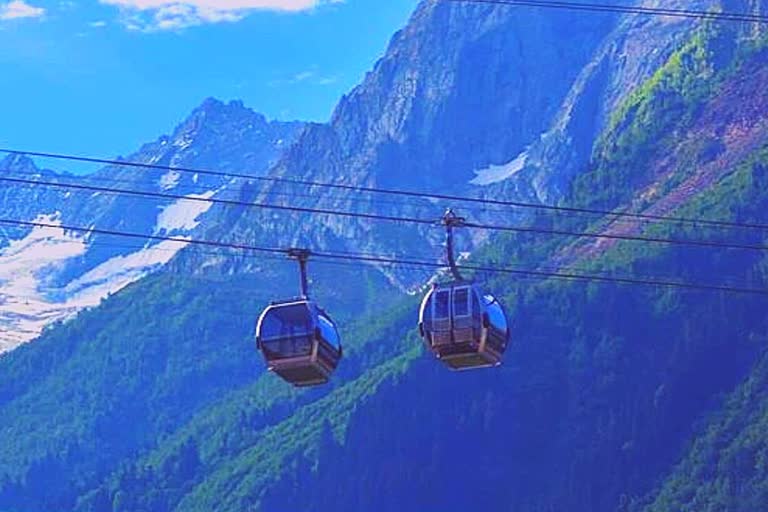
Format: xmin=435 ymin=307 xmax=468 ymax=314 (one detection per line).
xmin=160 ymin=170 xmax=182 ymax=190
xmin=0 ymin=198 xmax=208 ymax=352
xmin=155 ymin=190 xmax=217 ymax=233
xmin=0 ymin=214 xmax=87 ymax=351
xmin=470 ymin=150 xmax=529 ymax=186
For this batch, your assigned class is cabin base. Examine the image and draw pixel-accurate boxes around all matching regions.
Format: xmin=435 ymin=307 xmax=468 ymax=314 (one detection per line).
xmin=439 ymin=352 xmax=500 ymax=370
xmin=432 ymin=339 xmax=503 ymax=371
xmin=270 ymin=357 xmax=334 ymax=387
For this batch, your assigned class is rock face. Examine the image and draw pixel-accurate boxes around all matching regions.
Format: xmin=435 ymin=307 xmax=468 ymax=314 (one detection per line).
xmin=186 ymin=1 xmax=617 ymax=286
xmin=320 ymin=2 xmax=610 ymax=189
xmin=182 ymin=0 xmax=758 ymax=286
xmin=0 ymin=99 xmax=303 ymax=352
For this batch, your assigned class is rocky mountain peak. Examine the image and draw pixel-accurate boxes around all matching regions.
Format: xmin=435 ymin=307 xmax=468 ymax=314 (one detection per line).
xmin=0 ymin=97 xmax=306 ymax=352
xmin=178 ymin=98 xmax=269 ymax=137
xmin=0 ymin=154 xmax=40 ymax=174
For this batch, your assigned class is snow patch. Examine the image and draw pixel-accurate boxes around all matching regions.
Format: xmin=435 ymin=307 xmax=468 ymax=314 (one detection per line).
xmin=156 ymin=190 xmax=217 ymax=233
xmin=0 ymin=214 xmax=191 ymax=352
xmin=160 ymin=170 xmax=181 ymax=190
xmin=0 ymin=214 xmax=87 ymax=351
xmin=470 ymin=151 xmax=529 ymax=186
xmin=0 ymin=214 xmax=87 ymax=298
xmin=174 ymin=136 xmax=194 ymax=151
xmin=62 ymin=238 xmax=189 ymax=307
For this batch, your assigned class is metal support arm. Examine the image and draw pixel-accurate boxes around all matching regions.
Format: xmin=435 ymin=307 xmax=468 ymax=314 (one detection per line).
xmin=442 ymin=209 xmax=466 ymax=282
xmin=288 ymin=248 xmax=311 ymax=299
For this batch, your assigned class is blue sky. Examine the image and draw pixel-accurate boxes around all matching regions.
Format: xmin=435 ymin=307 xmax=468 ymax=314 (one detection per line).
xmin=0 ymin=0 xmax=418 ymax=170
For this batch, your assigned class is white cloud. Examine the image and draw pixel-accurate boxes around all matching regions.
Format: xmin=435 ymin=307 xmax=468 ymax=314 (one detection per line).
xmin=0 ymin=1 xmax=45 ymax=20
xmin=268 ymin=69 xmax=340 ymax=87
xmin=316 ymin=75 xmax=338 ymax=85
xmin=101 ymin=0 xmax=342 ymax=30
xmin=292 ymin=70 xmax=315 ymax=82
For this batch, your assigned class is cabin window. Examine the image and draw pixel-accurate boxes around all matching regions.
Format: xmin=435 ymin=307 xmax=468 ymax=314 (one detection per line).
xmin=318 ymin=314 xmax=341 ymax=349
xmin=435 ymin=290 xmax=450 ymax=319
xmin=260 ymin=304 xmax=313 ymax=341
xmin=453 ymin=287 xmax=470 ymax=317
xmin=483 ymin=295 xmax=508 ymax=333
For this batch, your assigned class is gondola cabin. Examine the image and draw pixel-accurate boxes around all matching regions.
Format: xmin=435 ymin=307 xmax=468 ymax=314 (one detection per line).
xmin=256 ymin=298 xmax=342 ymax=387
xmin=418 ymin=282 xmax=509 ymax=370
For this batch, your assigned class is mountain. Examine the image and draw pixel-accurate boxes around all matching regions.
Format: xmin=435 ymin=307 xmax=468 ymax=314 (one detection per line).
xmin=2 ymin=1 xmax=768 ymax=511
xmin=177 ymin=1 xmax=617 ymax=287
xmin=0 ymin=99 xmax=303 ymax=352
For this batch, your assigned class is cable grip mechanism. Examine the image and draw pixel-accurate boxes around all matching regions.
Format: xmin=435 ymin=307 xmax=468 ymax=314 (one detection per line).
xmin=441 ymin=209 xmax=466 ymax=282
xmin=287 ymin=248 xmax=312 ymax=299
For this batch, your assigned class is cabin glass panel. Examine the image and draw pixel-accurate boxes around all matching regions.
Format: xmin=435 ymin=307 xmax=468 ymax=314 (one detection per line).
xmin=260 ymin=303 xmax=314 ymax=358
xmin=317 ymin=314 xmax=341 ymax=350
xmin=453 ymin=287 xmax=470 ymax=317
xmin=472 ymin=291 xmax=480 ymax=319
xmin=483 ymin=294 xmax=508 ymax=333
xmin=434 ymin=290 xmax=450 ymax=320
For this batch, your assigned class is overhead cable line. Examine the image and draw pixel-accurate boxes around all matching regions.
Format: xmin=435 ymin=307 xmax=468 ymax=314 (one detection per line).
xmin=3 ymin=148 xmax=768 ymax=232
xmin=1 ymin=217 xmax=766 ymax=296
xmin=462 ymin=220 xmax=768 ymax=252
xmin=441 ymin=0 xmax=768 ymax=23
xmin=78 ymin=173 xmax=464 ymax=216
xmin=3 ymin=169 xmax=691 ymax=226
xmin=66 ymin=170 xmax=440 ymax=213
xmin=3 ymin=175 xmax=768 ymax=253
xmin=10 ymin=226 xmax=746 ymax=290
xmin=80 ymin=240 xmax=440 ymax=275
xmin=0 ymin=175 xmax=435 ymax=227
